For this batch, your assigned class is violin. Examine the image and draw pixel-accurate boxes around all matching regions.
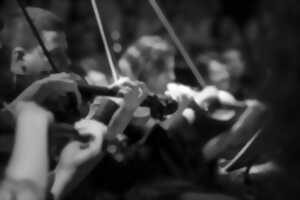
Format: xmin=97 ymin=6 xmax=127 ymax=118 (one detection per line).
xmin=15 ymin=0 xmax=178 ymax=122
xmin=78 ymin=84 xmax=178 ymax=120
xmin=2 ymin=0 xmax=180 ymax=162
xmin=148 ymin=0 xmax=248 ymax=123
xmin=148 ymin=1 xmax=269 ymax=172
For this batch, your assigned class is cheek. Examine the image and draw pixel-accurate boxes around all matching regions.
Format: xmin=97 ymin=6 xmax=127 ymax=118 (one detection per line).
xmin=155 ymin=74 xmax=169 ymax=88
xmin=144 ymin=75 xmax=164 ymax=93
xmin=53 ymin=54 xmax=69 ymax=70
xmin=23 ymin=53 xmax=51 ymax=74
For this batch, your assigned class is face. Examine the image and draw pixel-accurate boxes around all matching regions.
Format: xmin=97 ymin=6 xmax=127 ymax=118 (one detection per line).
xmin=145 ymin=55 xmax=175 ymax=94
xmin=222 ymin=49 xmax=245 ymax=79
xmin=208 ymin=60 xmax=231 ymax=91
xmin=11 ymin=30 xmax=70 ymax=79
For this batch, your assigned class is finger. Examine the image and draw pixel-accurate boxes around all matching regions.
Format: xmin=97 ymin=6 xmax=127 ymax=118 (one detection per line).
xmin=69 ymin=72 xmax=84 ymax=82
xmin=75 ymin=119 xmax=107 ymax=136
xmin=164 ymin=91 xmax=174 ymax=99
xmin=113 ymin=77 xmax=131 ymax=87
xmin=118 ymin=86 xmax=131 ymax=96
xmin=118 ymin=82 xmax=139 ymax=92
xmin=77 ymin=131 xmax=106 ymax=161
xmin=218 ymin=90 xmax=237 ymax=105
xmin=46 ymin=72 xmax=71 ymax=82
xmin=135 ymin=83 xmax=148 ymax=100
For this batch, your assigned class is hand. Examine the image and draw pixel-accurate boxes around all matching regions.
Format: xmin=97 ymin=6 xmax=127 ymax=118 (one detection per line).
xmin=194 ymin=86 xmax=238 ymax=110
xmin=8 ymin=73 xmax=82 ymax=115
xmin=159 ymin=83 xmax=194 ymax=130
xmin=56 ymin=119 xmax=107 ymax=171
xmin=165 ymin=83 xmax=194 ymax=109
xmin=51 ymin=119 xmax=107 ymax=199
xmin=193 ymin=86 xmax=219 ymax=108
xmin=115 ymin=77 xmax=149 ymax=110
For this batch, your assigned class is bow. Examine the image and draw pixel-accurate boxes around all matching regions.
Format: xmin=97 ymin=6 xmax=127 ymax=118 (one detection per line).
xmin=148 ymin=0 xmax=206 ymax=88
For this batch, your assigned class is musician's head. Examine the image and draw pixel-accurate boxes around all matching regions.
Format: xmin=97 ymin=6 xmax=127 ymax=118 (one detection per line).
xmin=119 ymin=36 xmax=175 ymax=94
xmin=10 ymin=7 xmax=69 ymax=80
xmin=197 ymin=49 xmax=245 ymax=93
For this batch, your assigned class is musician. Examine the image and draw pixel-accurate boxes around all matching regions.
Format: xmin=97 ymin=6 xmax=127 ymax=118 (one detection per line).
xmin=118 ymin=35 xmax=242 ymax=160
xmin=191 ymin=29 xmax=285 ymax=200
xmin=0 ymin=6 xmax=157 ymax=200
xmin=0 ymin=5 xmax=261 ymax=200
xmin=119 ymin=36 xmax=211 ymax=128
xmin=116 ymin=35 xmax=246 ymax=200
xmin=0 ymin=100 xmax=114 ymax=200
xmin=0 ymin=7 xmax=81 ymax=123
xmin=117 ymin=33 xmax=278 ymax=200
xmin=10 ymin=7 xmax=70 ymax=80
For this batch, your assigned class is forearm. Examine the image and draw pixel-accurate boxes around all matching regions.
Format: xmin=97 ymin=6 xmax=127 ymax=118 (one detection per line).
xmin=6 ymin=111 xmax=51 ymax=189
xmin=51 ymin=157 xmax=99 ymax=200
xmin=50 ymin=168 xmax=74 ymax=200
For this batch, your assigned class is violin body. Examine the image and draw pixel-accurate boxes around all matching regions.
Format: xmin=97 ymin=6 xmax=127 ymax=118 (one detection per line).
xmin=202 ymin=100 xmax=268 ymax=162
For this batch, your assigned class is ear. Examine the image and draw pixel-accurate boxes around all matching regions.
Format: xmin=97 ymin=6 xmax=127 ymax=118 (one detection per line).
xmin=11 ymin=47 xmax=27 ymax=75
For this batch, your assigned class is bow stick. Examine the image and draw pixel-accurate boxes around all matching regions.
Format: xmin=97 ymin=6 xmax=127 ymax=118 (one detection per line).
xmin=148 ymin=0 xmax=206 ymax=88
xmin=16 ymin=0 xmax=59 ymax=73
xmin=91 ymin=0 xmax=119 ymax=82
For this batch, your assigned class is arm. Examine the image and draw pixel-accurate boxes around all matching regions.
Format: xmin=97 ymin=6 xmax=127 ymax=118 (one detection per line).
xmin=1 ymin=102 xmax=53 ymax=200
xmin=50 ymin=119 xmax=106 ymax=200
xmin=50 ymin=79 xmax=149 ymax=200
xmin=6 ymin=73 xmax=81 ymax=117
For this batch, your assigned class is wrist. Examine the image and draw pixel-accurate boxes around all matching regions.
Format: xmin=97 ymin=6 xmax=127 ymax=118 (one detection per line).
xmin=18 ymin=105 xmax=53 ymax=121
xmin=51 ymin=167 xmax=75 ymax=200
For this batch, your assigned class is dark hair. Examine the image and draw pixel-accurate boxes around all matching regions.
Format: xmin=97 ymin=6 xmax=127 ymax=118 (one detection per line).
xmin=0 ymin=17 xmax=3 ymax=31
xmin=119 ymin=36 xmax=175 ymax=82
xmin=10 ymin=7 xmax=65 ymax=50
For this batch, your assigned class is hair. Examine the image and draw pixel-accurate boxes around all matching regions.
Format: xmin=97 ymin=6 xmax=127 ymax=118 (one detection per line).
xmin=10 ymin=7 xmax=65 ymax=51
xmin=118 ymin=35 xmax=175 ymax=82
xmin=0 ymin=17 xmax=3 ymax=31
